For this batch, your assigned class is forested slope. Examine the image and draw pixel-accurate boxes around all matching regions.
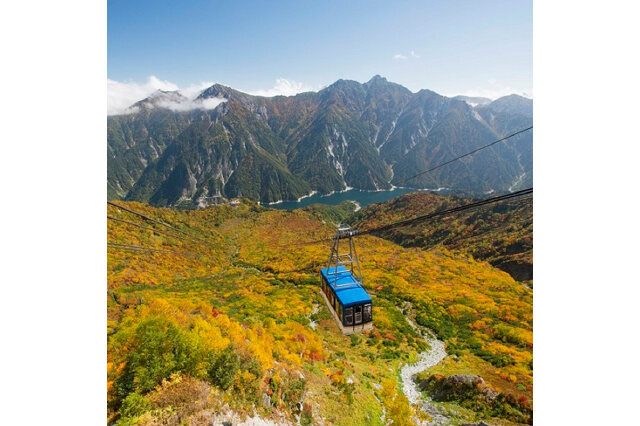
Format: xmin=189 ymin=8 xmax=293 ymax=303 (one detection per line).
xmin=107 ymin=200 xmax=532 ymax=425
xmin=350 ymin=192 xmax=533 ymax=284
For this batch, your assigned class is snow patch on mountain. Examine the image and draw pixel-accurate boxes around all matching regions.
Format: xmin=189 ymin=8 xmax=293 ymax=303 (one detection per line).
xmin=327 ymin=127 xmax=349 ymax=177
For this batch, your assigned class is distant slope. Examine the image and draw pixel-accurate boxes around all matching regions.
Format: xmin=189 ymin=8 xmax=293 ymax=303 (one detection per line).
xmin=350 ymin=191 xmax=533 ymax=283
xmin=302 ymin=201 xmax=358 ymax=226
xmin=108 ymin=76 xmax=533 ymax=205
xmin=107 ymin=107 xmax=195 ymax=199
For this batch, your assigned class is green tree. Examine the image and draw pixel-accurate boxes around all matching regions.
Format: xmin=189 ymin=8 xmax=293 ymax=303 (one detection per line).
xmin=114 ymin=317 xmax=204 ymax=400
xmin=208 ymin=345 xmax=240 ymax=390
xmin=118 ymin=392 xmax=151 ymax=420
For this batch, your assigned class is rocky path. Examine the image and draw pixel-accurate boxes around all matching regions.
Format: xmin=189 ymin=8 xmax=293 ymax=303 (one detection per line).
xmin=398 ymin=305 xmax=451 ymax=425
xmin=308 ymin=304 xmax=319 ymax=330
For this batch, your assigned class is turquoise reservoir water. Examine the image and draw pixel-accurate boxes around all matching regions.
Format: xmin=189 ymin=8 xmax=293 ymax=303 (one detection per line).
xmin=267 ymin=187 xmax=418 ymax=210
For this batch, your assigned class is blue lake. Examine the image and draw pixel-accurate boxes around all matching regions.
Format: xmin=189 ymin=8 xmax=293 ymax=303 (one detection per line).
xmin=267 ymin=187 xmax=420 ymax=210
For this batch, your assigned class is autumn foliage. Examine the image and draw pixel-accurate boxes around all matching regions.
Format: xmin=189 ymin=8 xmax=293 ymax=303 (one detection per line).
xmin=107 ymin=199 xmax=532 ymax=425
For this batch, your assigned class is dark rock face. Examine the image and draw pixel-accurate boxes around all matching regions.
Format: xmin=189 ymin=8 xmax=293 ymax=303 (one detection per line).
xmin=419 ymin=374 xmax=499 ymax=401
xmin=108 ymin=77 xmax=533 ymax=205
xmin=494 ymin=259 xmax=533 ymax=282
xmin=419 ymin=373 xmax=532 ymax=424
xmin=447 ymin=374 xmax=485 ymax=386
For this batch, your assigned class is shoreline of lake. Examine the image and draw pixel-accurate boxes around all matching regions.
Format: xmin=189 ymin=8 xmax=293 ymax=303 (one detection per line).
xmin=267 ymin=187 xmax=450 ymax=210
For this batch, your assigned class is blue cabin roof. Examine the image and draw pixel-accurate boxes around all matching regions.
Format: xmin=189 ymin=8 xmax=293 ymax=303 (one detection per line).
xmin=320 ymin=266 xmax=372 ymax=307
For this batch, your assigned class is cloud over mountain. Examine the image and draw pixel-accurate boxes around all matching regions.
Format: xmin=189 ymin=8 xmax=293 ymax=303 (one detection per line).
xmin=246 ymin=78 xmax=314 ymax=97
xmin=108 ymin=76 xmax=315 ymax=115
xmin=107 ymin=76 xmax=178 ymax=115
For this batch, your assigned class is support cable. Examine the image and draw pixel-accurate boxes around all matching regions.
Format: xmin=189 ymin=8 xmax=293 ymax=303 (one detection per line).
xmin=396 ymin=126 xmax=533 ymax=186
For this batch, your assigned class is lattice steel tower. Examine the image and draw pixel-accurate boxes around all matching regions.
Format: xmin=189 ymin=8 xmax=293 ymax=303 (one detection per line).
xmin=326 ymin=225 xmax=363 ymax=288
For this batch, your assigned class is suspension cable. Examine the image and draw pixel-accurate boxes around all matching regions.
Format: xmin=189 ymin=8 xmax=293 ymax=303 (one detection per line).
xmin=396 ymin=126 xmax=533 ymax=186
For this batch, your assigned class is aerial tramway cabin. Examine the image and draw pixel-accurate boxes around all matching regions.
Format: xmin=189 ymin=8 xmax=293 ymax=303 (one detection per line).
xmin=320 ymin=226 xmax=373 ymax=334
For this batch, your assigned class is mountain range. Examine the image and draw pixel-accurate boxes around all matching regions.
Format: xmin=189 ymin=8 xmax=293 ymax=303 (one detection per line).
xmin=108 ymin=76 xmax=532 ymax=205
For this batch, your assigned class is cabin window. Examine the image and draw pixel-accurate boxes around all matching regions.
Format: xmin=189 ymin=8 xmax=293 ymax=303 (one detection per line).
xmin=363 ymin=304 xmax=372 ymax=322
xmin=338 ymin=304 xmax=342 ymax=320
xmin=354 ymin=305 xmax=362 ymax=324
xmin=344 ymin=307 xmax=353 ymax=325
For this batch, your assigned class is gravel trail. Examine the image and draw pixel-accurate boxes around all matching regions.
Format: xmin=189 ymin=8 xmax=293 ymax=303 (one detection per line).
xmin=398 ymin=306 xmax=451 ymax=425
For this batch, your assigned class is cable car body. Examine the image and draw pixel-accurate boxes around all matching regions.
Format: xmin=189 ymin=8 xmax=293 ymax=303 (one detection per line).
xmin=320 ymin=226 xmax=373 ymax=334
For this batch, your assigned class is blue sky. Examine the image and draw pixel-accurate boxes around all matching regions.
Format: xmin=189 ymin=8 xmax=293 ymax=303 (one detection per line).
xmin=108 ymin=0 xmax=531 ymax=112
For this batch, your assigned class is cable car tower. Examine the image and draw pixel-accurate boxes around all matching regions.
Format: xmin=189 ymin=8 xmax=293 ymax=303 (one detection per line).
xmin=327 ymin=225 xmax=362 ymax=287
xmin=320 ymin=225 xmax=373 ymax=334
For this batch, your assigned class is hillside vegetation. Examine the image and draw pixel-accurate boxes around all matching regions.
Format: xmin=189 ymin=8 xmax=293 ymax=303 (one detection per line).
xmin=107 ymin=200 xmax=532 ymax=425
xmin=350 ymin=192 xmax=533 ymax=284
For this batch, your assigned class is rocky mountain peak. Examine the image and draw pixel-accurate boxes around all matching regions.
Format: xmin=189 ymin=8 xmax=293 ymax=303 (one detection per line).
xmin=486 ymin=94 xmax=533 ymax=117
xmin=197 ymin=84 xmax=238 ymax=99
xmin=131 ymin=90 xmax=189 ymax=110
xmin=366 ymin=74 xmax=387 ymax=84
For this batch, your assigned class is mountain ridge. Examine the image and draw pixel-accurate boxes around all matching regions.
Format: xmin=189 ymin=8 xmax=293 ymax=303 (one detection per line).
xmin=108 ymin=76 xmax=533 ymax=205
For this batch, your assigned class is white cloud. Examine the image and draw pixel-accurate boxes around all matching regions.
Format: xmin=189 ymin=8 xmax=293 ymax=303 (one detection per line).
xmin=447 ymin=79 xmax=532 ymax=100
xmin=247 ymin=78 xmax=313 ymax=97
xmin=108 ymin=76 xmax=315 ymax=115
xmin=179 ymin=81 xmax=215 ymax=99
xmin=154 ymin=96 xmax=227 ymax=112
xmin=107 ymin=76 xmax=225 ymax=115
xmin=450 ymin=87 xmax=533 ymax=100
xmin=197 ymin=97 xmax=227 ymax=110
xmin=107 ymin=75 xmax=179 ymax=115
xmin=394 ymin=51 xmax=419 ymax=60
